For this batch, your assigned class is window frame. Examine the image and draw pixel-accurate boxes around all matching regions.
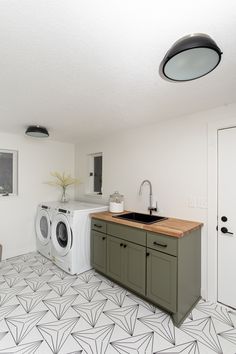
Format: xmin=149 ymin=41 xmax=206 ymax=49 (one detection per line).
xmin=87 ymin=152 xmax=103 ymax=196
xmin=0 ymin=149 xmax=18 ymax=196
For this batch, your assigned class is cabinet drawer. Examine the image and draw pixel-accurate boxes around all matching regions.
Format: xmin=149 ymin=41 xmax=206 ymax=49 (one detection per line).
xmin=147 ymin=232 xmax=177 ymax=256
xmin=107 ymin=222 xmax=146 ymax=246
xmin=91 ymin=219 xmax=107 ymax=233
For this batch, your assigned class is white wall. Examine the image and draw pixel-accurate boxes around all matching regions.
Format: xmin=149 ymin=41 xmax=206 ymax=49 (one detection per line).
xmin=0 ymin=132 xmax=75 ymax=259
xmin=75 ymin=102 xmax=236 ymax=299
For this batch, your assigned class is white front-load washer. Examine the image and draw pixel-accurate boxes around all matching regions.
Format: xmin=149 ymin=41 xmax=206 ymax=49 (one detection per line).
xmin=35 ymin=203 xmax=54 ymax=259
xmin=51 ymin=201 xmax=108 ymax=274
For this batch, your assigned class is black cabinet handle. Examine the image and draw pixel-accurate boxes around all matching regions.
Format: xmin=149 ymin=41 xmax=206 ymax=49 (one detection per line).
xmin=221 ymin=227 xmax=234 ymax=235
xmin=120 ymin=243 xmax=123 ymax=247
xmin=123 ymin=244 xmax=127 ymax=248
xmin=102 ymin=236 xmax=106 ymax=240
xmin=94 ymin=224 xmax=102 ymax=228
xmin=153 ymin=241 xmax=167 ymax=248
xmin=146 ymin=252 xmax=150 ymax=257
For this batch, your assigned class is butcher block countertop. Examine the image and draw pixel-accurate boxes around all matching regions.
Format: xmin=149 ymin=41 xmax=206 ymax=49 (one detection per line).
xmin=90 ymin=211 xmax=203 ymax=238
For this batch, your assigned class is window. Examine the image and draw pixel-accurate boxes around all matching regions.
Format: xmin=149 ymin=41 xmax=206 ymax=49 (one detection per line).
xmin=0 ymin=149 xmax=18 ymax=196
xmin=88 ymin=153 xmax=103 ymax=195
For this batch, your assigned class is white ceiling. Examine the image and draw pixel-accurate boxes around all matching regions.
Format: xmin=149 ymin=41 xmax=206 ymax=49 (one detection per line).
xmin=0 ymin=0 xmax=235 ymax=142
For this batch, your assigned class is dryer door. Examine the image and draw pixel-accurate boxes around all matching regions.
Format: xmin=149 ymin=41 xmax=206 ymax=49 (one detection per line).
xmin=51 ymin=213 xmax=72 ymax=256
xmin=35 ymin=209 xmax=50 ymax=245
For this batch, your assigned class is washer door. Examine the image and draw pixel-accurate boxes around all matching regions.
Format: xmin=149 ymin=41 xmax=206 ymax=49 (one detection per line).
xmin=51 ymin=213 xmax=72 ymax=256
xmin=35 ymin=209 xmax=50 ymax=245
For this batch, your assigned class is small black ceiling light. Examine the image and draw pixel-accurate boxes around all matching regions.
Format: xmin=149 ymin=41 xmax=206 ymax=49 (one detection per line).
xmin=25 ymin=125 xmax=49 ymax=138
xmin=159 ymin=33 xmax=222 ymax=82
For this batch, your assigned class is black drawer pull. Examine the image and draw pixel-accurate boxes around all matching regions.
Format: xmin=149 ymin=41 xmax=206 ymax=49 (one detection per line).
xmin=94 ymin=224 xmax=102 ymax=228
xmin=102 ymin=237 xmax=106 ymax=240
xmin=120 ymin=243 xmax=123 ymax=247
xmin=153 ymin=241 xmax=167 ymax=248
xmin=123 ymin=244 xmax=127 ymax=248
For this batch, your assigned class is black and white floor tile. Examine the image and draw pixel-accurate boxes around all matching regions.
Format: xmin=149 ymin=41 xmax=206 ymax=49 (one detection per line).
xmin=0 ymin=252 xmax=235 ymax=353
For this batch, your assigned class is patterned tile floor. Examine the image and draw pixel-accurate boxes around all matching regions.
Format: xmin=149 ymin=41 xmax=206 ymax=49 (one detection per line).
xmin=0 ymin=252 xmax=235 ymax=353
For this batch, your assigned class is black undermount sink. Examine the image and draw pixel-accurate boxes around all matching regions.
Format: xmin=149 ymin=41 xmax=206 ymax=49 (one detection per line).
xmin=113 ymin=212 xmax=167 ymax=224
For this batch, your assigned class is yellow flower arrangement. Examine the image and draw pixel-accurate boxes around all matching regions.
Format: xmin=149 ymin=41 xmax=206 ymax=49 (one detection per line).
xmin=46 ymin=172 xmax=80 ymax=202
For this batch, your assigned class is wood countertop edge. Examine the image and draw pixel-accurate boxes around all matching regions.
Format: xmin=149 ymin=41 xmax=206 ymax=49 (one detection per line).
xmin=90 ymin=211 xmax=203 ymax=238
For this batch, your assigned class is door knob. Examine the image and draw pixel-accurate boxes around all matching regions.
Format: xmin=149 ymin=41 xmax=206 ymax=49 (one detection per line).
xmin=221 ymin=227 xmax=234 ymax=235
xmin=221 ymin=216 xmax=228 ymax=222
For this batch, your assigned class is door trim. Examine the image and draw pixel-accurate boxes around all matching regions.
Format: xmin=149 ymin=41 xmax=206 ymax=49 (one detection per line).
xmin=207 ymin=117 xmax=236 ymax=302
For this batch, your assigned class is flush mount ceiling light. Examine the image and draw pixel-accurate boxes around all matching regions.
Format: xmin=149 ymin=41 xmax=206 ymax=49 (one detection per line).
xmin=25 ymin=125 xmax=49 ymax=138
xmin=159 ymin=33 xmax=222 ymax=82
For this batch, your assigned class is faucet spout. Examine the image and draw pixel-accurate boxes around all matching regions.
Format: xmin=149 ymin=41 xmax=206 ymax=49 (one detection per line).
xmin=139 ymin=179 xmax=156 ymax=215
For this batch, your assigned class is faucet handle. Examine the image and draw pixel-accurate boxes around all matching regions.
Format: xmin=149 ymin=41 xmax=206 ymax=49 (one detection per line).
xmin=148 ymin=202 xmax=158 ymax=213
xmin=155 ymin=201 xmax=159 ymax=213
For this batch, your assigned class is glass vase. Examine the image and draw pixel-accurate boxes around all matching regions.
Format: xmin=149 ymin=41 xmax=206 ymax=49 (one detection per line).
xmin=60 ymin=186 xmax=69 ymax=203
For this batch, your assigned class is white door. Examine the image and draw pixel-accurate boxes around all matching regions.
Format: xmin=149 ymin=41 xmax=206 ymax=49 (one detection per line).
xmin=218 ymin=127 xmax=236 ymax=309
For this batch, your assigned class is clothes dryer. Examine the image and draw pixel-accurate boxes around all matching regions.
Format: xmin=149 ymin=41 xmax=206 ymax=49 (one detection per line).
xmin=51 ymin=201 xmax=107 ymax=274
xmin=35 ymin=203 xmax=54 ymax=259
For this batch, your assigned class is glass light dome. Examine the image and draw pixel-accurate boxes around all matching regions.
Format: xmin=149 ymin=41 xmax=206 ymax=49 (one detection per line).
xmin=160 ymin=34 xmax=222 ymax=82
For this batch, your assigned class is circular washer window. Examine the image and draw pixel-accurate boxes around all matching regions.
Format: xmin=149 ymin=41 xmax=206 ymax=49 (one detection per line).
xmin=56 ymin=221 xmax=68 ymax=248
xmin=35 ymin=209 xmax=50 ymax=245
xmin=51 ymin=213 xmax=72 ymax=256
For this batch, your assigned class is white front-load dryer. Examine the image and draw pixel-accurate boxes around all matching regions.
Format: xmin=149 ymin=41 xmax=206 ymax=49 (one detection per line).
xmin=35 ymin=203 xmax=53 ymax=259
xmin=51 ymin=201 xmax=108 ymax=274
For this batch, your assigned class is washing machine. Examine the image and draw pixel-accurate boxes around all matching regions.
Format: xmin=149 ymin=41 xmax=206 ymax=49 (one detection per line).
xmin=35 ymin=203 xmax=55 ymax=259
xmin=51 ymin=201 xmax=108 ymax=274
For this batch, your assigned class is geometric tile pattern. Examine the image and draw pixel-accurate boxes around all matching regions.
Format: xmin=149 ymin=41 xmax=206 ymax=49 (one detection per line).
xmin=196 ymin=301 xmax=234 ymax=327
xmin=17 ymin=290 xmax=51 ymax=313
xmin=72 ymin=281 xmax=102 ymax=302
xmin=0 ymin=252 xmax=235 ymax=353
xmin=47 ymin=277 xmax=77 ymax=297
xmin=155 ymin=340 xmax=200 ymax=353
xmin=71 ymin=324 xmax=115 ymax=354
xmin=110 ymin=331 xmax=154 ymax=353
xmin=180 ymin=317 xmax=223 ymax=353
xmin=104 ymin=304 xmax=139 ymax=335
xmin=43 ymin=294 xmax=78 ymax=320
xmin=127 ymin=293 xmax=157 ymax=313
xmin=25 ymin=275 xmax=54 ymax=292
xmin=138 ymin=312 xmax=175 ymax=344
xmin=5 ymin=310 xmax=48 ymax=344
xmin=0 ymin=285 xmax=27 ymax=306
xmin=99 ymin=286 xmax=127 ymax=307
xmin=218 ymin=328 xmax=236 ymax=345
xmin=0 ymin=340 xmax=43 ymax=354
xmin=77 ymin=269 xmax=95 ymax=283
xmin=37 ymin=317 xmax=79 ymax=353
xmin=72 ymin=299 xmax=107 ymax=327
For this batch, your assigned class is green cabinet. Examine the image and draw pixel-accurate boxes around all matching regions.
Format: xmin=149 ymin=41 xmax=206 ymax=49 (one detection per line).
xmin=91 ymin=217 xmax=201 ymax=327
xmin=107 ymin=235 xmax=123 ymax=282
xmin=107 ymin=235 xmax=146 ymax=295
xmin=123 ymin=240 xmax=146 ymax=296
xmin=146 ymin=248 xmax=177 ymax=312
xmin=91 ymin=231 xmax=107 ymax=274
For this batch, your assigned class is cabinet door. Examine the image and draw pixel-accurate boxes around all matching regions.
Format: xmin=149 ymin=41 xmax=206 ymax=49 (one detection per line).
xmin=123 ymin=241 xmax=146 ymax=296
xmin=91 ymin=230 xmax=107 ymax=273
xmin=107 ymin=235 xmax=123 ymax=283
xmin=146 ymin=248 xmax=177 ymax=313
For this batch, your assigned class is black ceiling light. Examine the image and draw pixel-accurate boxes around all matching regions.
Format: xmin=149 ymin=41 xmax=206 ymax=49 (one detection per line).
xmin=159 ymin=33 xmax=223 ymax=82
xmin=25 ymin=125 xmax=49 ymax=138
